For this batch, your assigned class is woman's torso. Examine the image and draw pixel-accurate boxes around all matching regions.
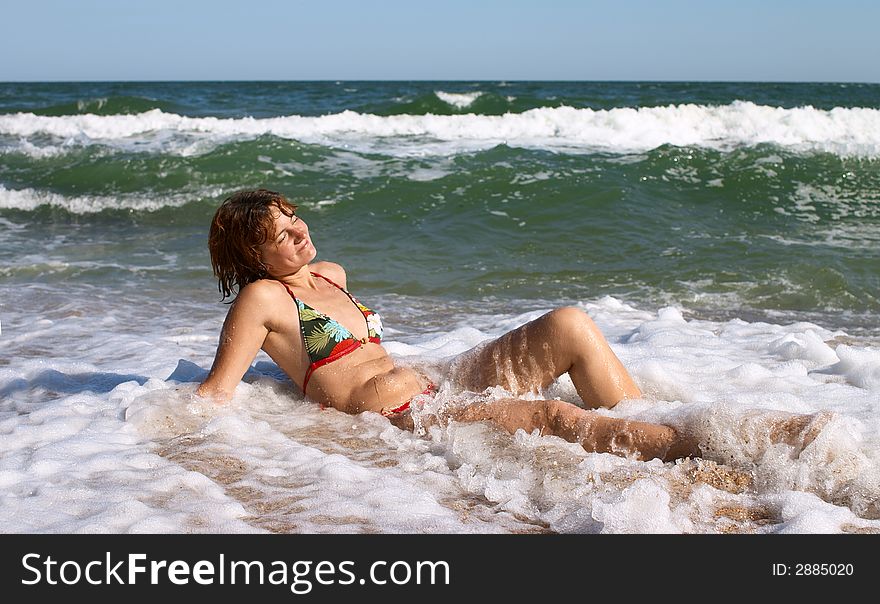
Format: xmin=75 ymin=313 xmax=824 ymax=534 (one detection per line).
xmin=246 ymin=271 xmax=427 ymax=413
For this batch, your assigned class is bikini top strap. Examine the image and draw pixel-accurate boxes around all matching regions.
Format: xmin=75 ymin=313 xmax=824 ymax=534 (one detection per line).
xmin=281 ymin=273 xmax=364 ymax=319
xmin=278 ymin=273 xmax=340 ymax=299
xmin=311 ymin=271 xmax=364 ymax=308
xmin=310 ymin=271 xmax=345 ymax=292
xmin=279 ymin=281 xmax=298 ymax=300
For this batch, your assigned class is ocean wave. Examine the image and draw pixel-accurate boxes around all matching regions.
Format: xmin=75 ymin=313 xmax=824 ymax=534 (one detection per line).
xmin=1 ymin=95 xmax=173 ymax=118
xmin=2 ymin=102 xmax=880 ymax=158
xmin=0 ymin=184 xmax=222 ymax=213
xmin=434 ymin=90 xmax=484 ymax=109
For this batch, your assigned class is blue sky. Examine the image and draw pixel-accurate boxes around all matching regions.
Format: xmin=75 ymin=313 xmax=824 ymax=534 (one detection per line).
xmin=3 ymin=0 xmax=878 ymax=82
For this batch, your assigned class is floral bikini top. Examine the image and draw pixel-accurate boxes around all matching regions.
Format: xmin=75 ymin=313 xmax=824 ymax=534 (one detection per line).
xmin=281 ymin=272 xmax=383 ymax=392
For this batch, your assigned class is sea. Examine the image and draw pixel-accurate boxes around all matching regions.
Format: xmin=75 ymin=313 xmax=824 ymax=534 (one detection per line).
xmin=1 ymin=81 xmax=879 ymax=534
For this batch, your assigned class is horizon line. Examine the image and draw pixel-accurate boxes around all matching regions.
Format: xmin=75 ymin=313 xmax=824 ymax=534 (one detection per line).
xmin=2 ymin=78 xmax=878 ymax=85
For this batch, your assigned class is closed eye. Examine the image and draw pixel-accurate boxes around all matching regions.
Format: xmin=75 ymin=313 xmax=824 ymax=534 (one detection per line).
xmin=275 ymin=215 xmax=298 ymax=244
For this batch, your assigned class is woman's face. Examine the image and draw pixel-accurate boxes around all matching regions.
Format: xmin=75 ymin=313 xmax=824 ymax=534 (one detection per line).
xmin=259 ymin=209 xmax=316 ymax=278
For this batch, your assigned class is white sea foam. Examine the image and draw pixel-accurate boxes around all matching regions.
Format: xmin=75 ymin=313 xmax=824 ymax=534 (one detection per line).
xmin=3 ymin=101 xmax=880 ymax=158
xmin=0 ymin=184 xmax=223 ymax=213
xmin=826 ymin=345 xmax=880 ymax=390
xmin=434 ymin=90 xmax=484 ymax=109
xmin=3 ymin=285 xmax=880 ymax=534
xmin=761 ymin=223 xmax=880 ymax=250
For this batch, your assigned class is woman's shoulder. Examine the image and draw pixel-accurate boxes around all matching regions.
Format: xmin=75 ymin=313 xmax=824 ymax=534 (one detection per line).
xmin=236 ymin=278 xmax=288 ymax=304
xmin=220 ymin=280 xmax=289 ymax=329
xmin=310 ymin=261 xmax=347 ymax=287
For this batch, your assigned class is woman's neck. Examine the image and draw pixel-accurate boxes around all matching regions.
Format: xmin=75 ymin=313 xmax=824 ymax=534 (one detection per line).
xmin=273 ymin=264 xmax=317 ymax=290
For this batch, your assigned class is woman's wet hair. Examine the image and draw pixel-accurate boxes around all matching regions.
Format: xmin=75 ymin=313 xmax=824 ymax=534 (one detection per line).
xmin=208 ymin=188 xmax=297 ymax=300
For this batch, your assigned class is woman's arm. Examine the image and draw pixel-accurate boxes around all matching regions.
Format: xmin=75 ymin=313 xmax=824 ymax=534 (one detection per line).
xmin=196 ymin=282 xmax=274 ymax=402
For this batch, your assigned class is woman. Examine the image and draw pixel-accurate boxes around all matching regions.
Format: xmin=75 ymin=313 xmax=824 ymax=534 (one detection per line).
xmin=196 ymin=189 xmax=818 ymax=462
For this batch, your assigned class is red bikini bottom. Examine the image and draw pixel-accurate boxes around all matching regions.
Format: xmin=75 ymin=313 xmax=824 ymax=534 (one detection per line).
xmin=380 ymin=381 xmax=437 ymax=417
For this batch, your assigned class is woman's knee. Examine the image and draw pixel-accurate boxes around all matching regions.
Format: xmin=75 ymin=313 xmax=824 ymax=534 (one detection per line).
xmin=543 ymin=307 xmax=603 ymax=347
xmin=546 ymin=306 xmax=595 ymax=330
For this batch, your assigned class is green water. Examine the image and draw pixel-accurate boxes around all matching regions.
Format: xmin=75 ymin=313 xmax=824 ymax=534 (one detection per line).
xmin=1 ymin=81 xmax=879 ymax=333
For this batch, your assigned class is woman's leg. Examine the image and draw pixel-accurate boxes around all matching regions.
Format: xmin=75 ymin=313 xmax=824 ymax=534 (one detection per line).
xmin=449 ymin=398 xmax=698 ymax=462
xmin=387 ymin=399 xmax=831 ymax=463
xmin=454 ymin=307 xmax=641 ymax=409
